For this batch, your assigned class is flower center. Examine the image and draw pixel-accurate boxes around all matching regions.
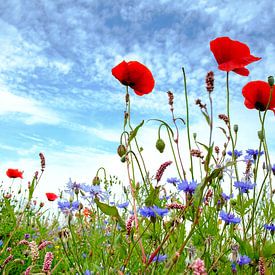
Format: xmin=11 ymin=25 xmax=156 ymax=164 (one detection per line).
xmin=254 ymin=101 xmax=266 ymax=111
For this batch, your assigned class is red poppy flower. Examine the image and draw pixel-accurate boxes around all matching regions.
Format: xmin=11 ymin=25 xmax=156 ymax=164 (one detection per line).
xmin=112 ymin=60 xmax=155 ymax=96
xmin=6 ymin=168 xmax=23 ymax=179
xmin=46 ymin=193 xmax=58 ymax=201
xmin=242 ymin=81 xmax=275 ymax=113
xmin=210 ymin=37 xmax=261 ymax=76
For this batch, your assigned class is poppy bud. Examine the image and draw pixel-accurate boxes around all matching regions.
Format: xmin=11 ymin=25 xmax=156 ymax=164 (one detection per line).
xmin=156 ymin=138 xmax=165 ymax=153
xmin=258 ymin=130 xmax=264 ymax=141
xmin=233 ymin=124 xmax=238 ymax=133
xmin=92 ymin=176 xmax=100 ymax=185
xmin=193 ymin=133 xmax=197 ymax=140
xmin=268 ymin=76 xmax=274 ymax=87
xmin=117 ymin=144 xmax=126 ymax=157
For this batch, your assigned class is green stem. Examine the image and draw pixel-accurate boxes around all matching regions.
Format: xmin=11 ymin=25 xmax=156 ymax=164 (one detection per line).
xmin=226 ymin=72 xmax=239 ymax=187
xmin=182 ymin=67 xmax=194 ymax=180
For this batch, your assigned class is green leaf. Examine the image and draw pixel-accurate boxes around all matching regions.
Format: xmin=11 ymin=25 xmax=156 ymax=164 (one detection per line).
xmin=217 ymin=126 xmax=228 ymax=137
xmin=201 ymin=110 xmax=210 ymax=126
xmin=263 ymin=241 xmax=275 ymax=258
xmin=204 ymin=143 xmax=214 ymax=172
xmin=94 ymin=198 xmax=125 ymax=230
xmin=145 ymin=185 xmax=161 ymax=206
xmin=128 ymin=120 xmax=144 ymax=144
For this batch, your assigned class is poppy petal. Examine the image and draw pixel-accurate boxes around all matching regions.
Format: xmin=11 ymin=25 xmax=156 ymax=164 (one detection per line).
xmin=210 ymin=37 xmax=261 ymax=75
xmin=232 ymin=67 xmax=249 ymax=76
xmin=242 ymin=80 xmax=275 ymax=111
xmin=112 ymin=60 xmax=154 ymax=96
xmin=112 ymin=61 xmax=130 ymax=85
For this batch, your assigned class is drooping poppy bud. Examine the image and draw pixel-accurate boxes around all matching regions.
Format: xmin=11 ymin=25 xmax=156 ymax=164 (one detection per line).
xmin=117 ymin=144 xmax=126 ymax=157
xmin=156 ymin=138 xmax=165 ymax=153
xmin=92 ymin=176 xmax=100 ymax=185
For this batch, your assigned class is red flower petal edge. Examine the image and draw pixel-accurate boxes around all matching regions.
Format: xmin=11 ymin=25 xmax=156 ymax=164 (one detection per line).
xmin=210 ymin=37 xmax=261 ymax=76
xmin=6 ymin=168 xmax=24 ymax=179
xmin=46 ymin=193 xmax=59 ymax=201
xmin=112 ymin=60 xmax=155 ymax=96
xmin=242 ymin=81 xmax=275 ymax=114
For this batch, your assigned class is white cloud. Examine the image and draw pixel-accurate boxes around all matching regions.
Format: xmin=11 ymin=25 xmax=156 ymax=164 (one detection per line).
xmin=0 ymin=85 xmax=61 ymax=125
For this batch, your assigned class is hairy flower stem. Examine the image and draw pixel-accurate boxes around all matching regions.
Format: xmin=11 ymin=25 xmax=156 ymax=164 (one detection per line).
xmin=167 ymin=127 xmax=183 ymax=181
xmin=182 ymin=67 xmax=194 ymax=180
xmin=124 ymin=86 xmax=146 ymax=264
xmin=95 ymin=167 xmax=107 ymax=182
xmin=250 ymin=86 xmax=273 ymax=247
xmin=165 ymin=180 xmax=210 ymax=273
xmin=68 ymin=220 xmax=84 ymax=274
xmin=123 ymin=222 xmax=152 ymax=270
xmin=226 ymin=72 xmax=239 ymax=187
xmin=171 ymin=110 xmax=187 ymax=180
xmin=208 ymin=92 xmax=214 ymax=149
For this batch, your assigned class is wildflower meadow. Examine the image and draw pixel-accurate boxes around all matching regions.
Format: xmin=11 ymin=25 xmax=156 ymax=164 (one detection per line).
xmin=1 ymin=37 xmax=275 ymax=274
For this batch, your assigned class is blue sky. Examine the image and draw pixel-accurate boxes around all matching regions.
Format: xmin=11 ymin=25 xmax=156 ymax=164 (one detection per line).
xmin=0 ymin=0 xmax=275 ymax=196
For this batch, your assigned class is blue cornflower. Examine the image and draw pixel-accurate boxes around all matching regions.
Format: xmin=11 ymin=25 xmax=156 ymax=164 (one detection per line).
xmin=264 ymin=223 xmax=275 ymax=231
xmin=151 ymin=254 xmax=167 ymax=262
xmin=81 ymin=184 xmax=108 ymax=201
xmin=237 ymin=255 xmax=251 ymax=266
xmin=245 ymin=149 xmax=264 ymax=160
xmin=24 ymin=234 xmax=30 ymax=239
xmin=0 ymin=240 xmax=3 ymax=247
xmin=221 ymin=193 xmax=233 ymax=201
xmin=117 ymin=201 xmax=129 ymax=208
xmin=227 ymin=150 xmax=243 ymax=158
xmin=234 ymin=181 xmax=255 ymax=193
xmin=178 ymin=180 xmax=198 ymax=195
xmin=84 ymin=270 xmax=91 ymax=275
xmin=219 ymin=211 xmax=241 ymax=225
xmin=58 ymin=200 xmax=80 ymax=215
xmin=167 ymin=177 xmax=180 ymax=185
xmin=140 ymin=206 xmax=169 ymax=218
xmin=64 ymin=178 xmax=83 ymax=195
xmin=271 ymin=164 xmax=275 ymax=176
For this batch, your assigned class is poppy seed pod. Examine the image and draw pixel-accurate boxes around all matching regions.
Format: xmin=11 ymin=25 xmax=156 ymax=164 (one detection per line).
xmin=268 ymin=76 xmax=274 ymax=87
xmin=117 ymin=144 xmax=126 ymax=157
xmin=156 ymin=138 xmax=165 ymax=153
xmin=233 ymin=124 xmax=238 ymax=133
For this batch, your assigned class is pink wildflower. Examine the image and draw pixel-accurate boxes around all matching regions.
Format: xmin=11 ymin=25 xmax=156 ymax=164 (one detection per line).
xmin=155 ymin=161 xmax=172 ymax=183
xmin=191 ymin=258 xmax=207 ymax=275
